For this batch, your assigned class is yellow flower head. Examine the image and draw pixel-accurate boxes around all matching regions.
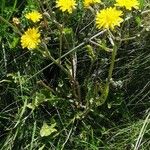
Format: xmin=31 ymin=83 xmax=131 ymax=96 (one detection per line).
xmin=56 ymin=0 xmax=77 ymax=14
xmin=21 ymin=27 xmax=41 ymax=49
xmin=96 ymin=7 xmax=123 ymax=30
xmin=25 ymin=11 xmax=42 ymax=23
xmin=84 ymin=0 xmax=101 ymax=8
xmin=115 ymin=0 xmax=139 ymax=10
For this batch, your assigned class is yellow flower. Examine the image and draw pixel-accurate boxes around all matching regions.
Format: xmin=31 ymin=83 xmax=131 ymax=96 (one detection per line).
xmin=56 ymin=0 xmax=77 ymax=14
xmin=25 ymin=11 xmax=42 ymax=23
xmin=115 ymin=0 xmax=139 ymax=10
xmin=21 ymin=27 xmax=41 ymax=49
xmin=84 ymin=0 xmax=101 ymax=8
xmin=96 ymin=7 xmax=123 ymax=30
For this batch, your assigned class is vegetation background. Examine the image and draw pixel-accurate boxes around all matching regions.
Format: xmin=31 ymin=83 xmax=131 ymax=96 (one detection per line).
xmin=0 ymin=0 xmax=150 ymax=149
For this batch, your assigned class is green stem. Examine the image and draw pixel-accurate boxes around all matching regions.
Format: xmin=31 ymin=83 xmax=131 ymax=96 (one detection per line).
xmin=107 ymin=44 xmax=118 ymax=83
xmin=96 ymin=43 xmax=118 ymax=106
xmin=59 ymin=26 xmax=63 ymax=64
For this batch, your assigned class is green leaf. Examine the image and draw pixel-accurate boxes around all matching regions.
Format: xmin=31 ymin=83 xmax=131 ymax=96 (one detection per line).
xmin=9 ymin=37 xmax=19 ymax=49
xmin=40 ymin=122 xmax=57 ymax=137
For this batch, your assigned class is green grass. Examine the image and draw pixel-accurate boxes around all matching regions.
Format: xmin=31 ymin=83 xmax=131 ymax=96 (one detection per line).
xmin=0 ymin=0 xmax=150 ymax=149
